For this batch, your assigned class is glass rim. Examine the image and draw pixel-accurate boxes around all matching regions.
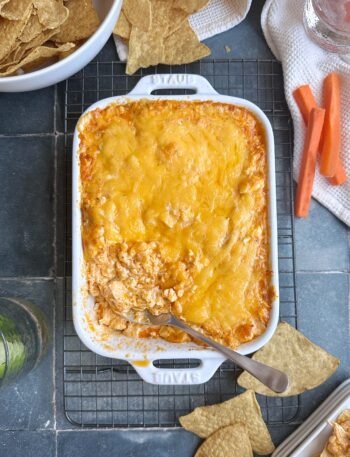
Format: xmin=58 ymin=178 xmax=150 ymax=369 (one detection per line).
xmin=0 ymin=329 xmax=9 ymax=385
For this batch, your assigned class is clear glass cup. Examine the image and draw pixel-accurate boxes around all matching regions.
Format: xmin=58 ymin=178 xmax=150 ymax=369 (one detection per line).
xmin=0 ymin=297 xmax=48 ymax=387
xmin=304 ymin=0 xmax=350 ymax=54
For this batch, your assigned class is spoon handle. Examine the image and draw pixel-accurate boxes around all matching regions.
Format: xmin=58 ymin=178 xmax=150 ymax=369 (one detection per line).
xmin=169 ymin=315 xmax=289 ymax=394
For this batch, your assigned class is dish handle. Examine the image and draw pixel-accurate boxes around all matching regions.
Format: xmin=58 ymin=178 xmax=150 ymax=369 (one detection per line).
xmin=130 ymin=357 xmax=224 ymax=385
xmin=128 ymin=74 xmax=218 ymax=96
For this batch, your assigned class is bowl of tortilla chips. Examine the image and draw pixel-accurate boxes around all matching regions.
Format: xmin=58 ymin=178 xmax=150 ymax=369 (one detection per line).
xmin=0 ymin=0 xmax=122 ymax=92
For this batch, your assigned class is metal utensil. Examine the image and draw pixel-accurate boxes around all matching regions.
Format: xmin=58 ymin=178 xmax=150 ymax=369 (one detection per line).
xmin=122 ymin=310 xmax=289 ymax=394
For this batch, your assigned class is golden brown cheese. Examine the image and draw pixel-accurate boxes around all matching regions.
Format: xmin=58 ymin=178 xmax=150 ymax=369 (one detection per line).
xmin=79 ymin=99 xmax=271 ymax=349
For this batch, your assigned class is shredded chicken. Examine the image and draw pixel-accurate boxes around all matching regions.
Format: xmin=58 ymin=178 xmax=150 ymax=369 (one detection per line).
xmin=319 ymin=409 xmax=350 ymax=457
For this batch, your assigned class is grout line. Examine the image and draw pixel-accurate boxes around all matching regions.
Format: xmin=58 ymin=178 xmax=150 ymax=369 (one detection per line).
xmin=53 ymin=85 xmax=58 ymax=278
xmin=296 ymin=270 xmax=350 ymax=274
xmin=54 ymin=84 xmax=58 ymax=136
xmin=0 ymin=133 xmax=56 ymax=138
xmin=0 ymin=277 xmax=54 ymax=281
xmin=2 ymin=426 xmax=184 ymax=432
xmin=55 ymin=430 xmax=58 ymax=457
xmin=52 ymin=285 xmax=58 ymax=434
xmin=53 ymin=427 xmax=186 ymax=433
xmin=52 ymin=84 xmax=58 ymax=435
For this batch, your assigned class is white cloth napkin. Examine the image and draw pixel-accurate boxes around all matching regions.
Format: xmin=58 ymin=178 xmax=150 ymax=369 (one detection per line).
xmin=262 ymin=0 xmax=350 ymax=226
xmin=114 ymin=0 xmax=252 ymax=61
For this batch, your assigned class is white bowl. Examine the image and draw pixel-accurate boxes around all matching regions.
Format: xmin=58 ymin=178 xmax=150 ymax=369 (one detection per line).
xmin=0 ymin=0 xmax=122 ymax=92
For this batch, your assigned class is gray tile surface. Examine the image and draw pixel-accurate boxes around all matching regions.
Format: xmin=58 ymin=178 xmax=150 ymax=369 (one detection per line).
xmin=270 ymin=425 xmax=299 ymax=450
xmin=94 ymin=38 xmax=119 ymax=63
xmin=0 ymin=88 xmax=54 ymax=135
xmin=0 ymin=431 xmax=55 ymax=457
xmin=55 ymin=136 xmax=67 ymax=278
xmin=0 ymin=136 xmax=55 ymax=277
xmin=295 ymin=201 xmax=350 ymax=272
xmin=205 ymin=0 xmax=274 ymax=59
xmin=57 ymin=430 xmax=200 ymax=457
xmin=295 ymin=273 xmax=350 ymax=417
xmin=0 ymin=280 xmax=54 ymax=431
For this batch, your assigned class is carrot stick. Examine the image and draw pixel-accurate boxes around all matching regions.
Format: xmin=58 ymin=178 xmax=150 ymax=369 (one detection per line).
xmin=293 ymin=85 xmax=317 ymax=125
xmin=293 ymin=79 xmax=347 ymax=185
xmin=319 ymin=72 xmax=341 ymax=177
xmin=295 ymin=107 xmax=325 ymax=218
xmin=329 ymin=160 xmax=347 ymax=185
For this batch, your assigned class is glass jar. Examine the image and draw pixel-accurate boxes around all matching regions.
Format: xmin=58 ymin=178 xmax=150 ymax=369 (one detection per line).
xmin=0 ymin=297 xmax=48 ymax=387
xmin=304 ymin=0 xmax=350 ymax=54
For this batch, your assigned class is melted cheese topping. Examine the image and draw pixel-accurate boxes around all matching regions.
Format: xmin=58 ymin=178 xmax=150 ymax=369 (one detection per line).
xmin=79 ymin=99 xmax=271 ymax=349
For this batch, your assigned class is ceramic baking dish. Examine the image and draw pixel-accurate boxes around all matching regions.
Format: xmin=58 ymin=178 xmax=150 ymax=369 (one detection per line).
xmin=273 ymin=379 xmax=350 ymax=456
xmin=72 ymin=74 xmax=279 ymax=385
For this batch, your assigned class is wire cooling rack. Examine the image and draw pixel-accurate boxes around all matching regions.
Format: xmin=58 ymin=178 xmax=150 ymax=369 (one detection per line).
xmin=62 ymin=59 xmax=300 ymax=428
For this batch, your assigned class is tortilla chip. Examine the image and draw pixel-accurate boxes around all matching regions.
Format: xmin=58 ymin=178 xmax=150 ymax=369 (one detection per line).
xmin=33 ymin=0 xmax=69 ymax=29
xmin=21 ymin=42 xmax=75 ymax=72
xmin=0 ymin=0 xmax=32 ymax=20
xmin=126 ymin=25 xmax=164 ymax=75
xmin=173 ymin=0 xmax=209 ymax=14
xmin=238 ymin=322 xmax=340 ymax=397
xmin=0 ymin=43 xmax=28 ymax=70
xmin=150 ymin=0 xmax=187 ymax=37
xmin=19 ymin=12 xmax=43 ymax=43
xmin=59 ymin=41 xmax=80 ymax=60
xmin=123 ymin=0 xmax=211 ymax=73
xmin=163 ymin=20 xmax=210 ymax=65
xmin=179 ymin=390 xmax=274 ymax=455
xmin=195 ymin=424 xmax=253 ymax=457
xmin=3 ymin=26 xmax=60 ymax=70
xmin=123 ymin=0 xmax=151 ymax=32
xmin=0 ymin=2 xmax=32 ymax=62
xmin=54 ymin=0 xmax=100 ymax=42
xmin=113 ymin=11 xmax=131 ymax=39
xmin=0 ymin=43 xmax=74 ymax=76
xmin=26 ymin=28 xmax=59 ymax=50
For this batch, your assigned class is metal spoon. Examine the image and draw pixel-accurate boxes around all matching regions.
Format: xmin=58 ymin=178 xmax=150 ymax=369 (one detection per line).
xmin=122 ymin=309 xmax=289 ymax=394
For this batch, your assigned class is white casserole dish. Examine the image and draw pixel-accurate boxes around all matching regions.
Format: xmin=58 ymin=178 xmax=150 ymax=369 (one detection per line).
xmin=72 ymin=74 xmax=279 ymax=385
xmin=273 ymin=379 xmax=350 ymax=456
